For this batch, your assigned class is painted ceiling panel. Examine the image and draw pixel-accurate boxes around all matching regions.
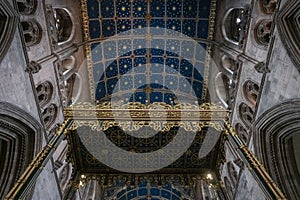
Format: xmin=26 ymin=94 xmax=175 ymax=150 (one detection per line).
xmin=83 ymin=0 xmax=214 ymax=104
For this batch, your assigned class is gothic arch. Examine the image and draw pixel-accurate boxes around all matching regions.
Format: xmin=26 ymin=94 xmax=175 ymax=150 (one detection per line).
xmin=42 ymin=104 xmax=58 ymax=128
xmin=0 ymin=101 xmax=42 ymax=198
xmin=239 ymin=103 xmax=254 ymax=128
xmin=53 ymin=8 xmax=75 ymax=45
xmin=0 ymin=0 xmax=18 ymax=62
xmin=16 ymin=0 xmax=37 ymax=15
xmin=222 ymin=7 xmax=249 ymax=47
xmin=254 ymin=20 xmax=272 ymax=46
xmin=235 ymin=123 xmax=249 ymax=145
xmin=253 ymin=99 xmax=300 ymax=200
xmin=277 ymin=0 xmax=300 ymax=72
xmin=36 ymin=81 xmax=54 ymax=107
xmin=20 ymin=20 xmax=42 ymax=46
xmin=260 ymin=0 xmax=277 ymax=14
xmin=243 ymin=80 xmax=259 ymax=106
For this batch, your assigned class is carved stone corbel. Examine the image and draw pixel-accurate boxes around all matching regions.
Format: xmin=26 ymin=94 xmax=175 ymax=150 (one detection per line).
xmin=25 ymin=61 xmax=41 ymax=74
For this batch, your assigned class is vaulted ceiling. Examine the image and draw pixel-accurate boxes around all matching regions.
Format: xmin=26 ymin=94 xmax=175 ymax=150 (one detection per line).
xmin=83 ymin=0 xmax=215 ymax=105
xmin=70 ymin=2 xmax=221 ymax=196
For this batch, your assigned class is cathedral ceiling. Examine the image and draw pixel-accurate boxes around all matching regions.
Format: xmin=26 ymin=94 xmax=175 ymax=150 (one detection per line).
xmin=82 ymin=0 xmax=215 ymax=104
xmin=69 ymin=0 xmax=221 ymax=178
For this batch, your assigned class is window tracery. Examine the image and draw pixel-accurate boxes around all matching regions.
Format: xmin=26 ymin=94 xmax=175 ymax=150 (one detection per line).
xmin=255 ymin=20 xmax=272 ymax=46
xmin=239 ymin=103 xmax=254 ymax=128
xmin=16 ymin=0 xmax=37 ymax=15
xmin=262 ymin=0 xmax=277 ymax=14
xmin=243 ymin=80 xmax=259 ymax=106
xmin=36 ymin=81 xmax=53 ymax=107
xmin=42 ymin=104 xmax=58 ymax=128
xmin=20 ymin=20 xmax=42 ymax=46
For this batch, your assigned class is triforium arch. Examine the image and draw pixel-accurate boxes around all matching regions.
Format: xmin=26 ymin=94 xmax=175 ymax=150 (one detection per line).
xmin=36 ymin=81 xmax=54 ymax=107
xmin=235 ymin=123 xmax=249 ymax=145
xmin=277 ymin=0 xmax=300 ymax=72
xmin=260 ymin=0 xmax=277 ymax=14
xmin=222 ymin=7 xmax=249 ymax=47
xmin=16 ymin=0 xmax=37 ymax=15
xmin=0 ymin=101 xmax=42 ymax=199
xmin=239 ymin=102 xmax=254 ymax=128
xmin=243 ymin=80 xmax=259 ymax=106
xmin=42 ymin=104 xmax=58 ymax=128
xmin=253 ymin=99 xmax=300 ymax=200
xmin=254 ymin=20 xmax=272 ymax=46
xmin=0 ymin=0 xmax=18 ymax=62
xmin=20 ymin=20 xmax=42 ymax=47
xmin=53 ymin=8 xmax=75 ymax=45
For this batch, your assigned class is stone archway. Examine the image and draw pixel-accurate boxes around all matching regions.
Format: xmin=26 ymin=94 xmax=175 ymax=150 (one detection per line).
xmin=253 ymin=99 xmax=300 ymax=200
xmin=277 ymin=0 xmax=300 ymax=72
xmin=0 ymin=101 xmax=42 ymax=199
xmin=0 ymin=0 xmax=19 ymax=62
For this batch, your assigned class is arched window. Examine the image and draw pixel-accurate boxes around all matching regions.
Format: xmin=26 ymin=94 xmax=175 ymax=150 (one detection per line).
xmin=36 ymin=81 xmax=53 ymax=107
xmin=254 ymin=20 xmax=272 ymax=46
xmin=227 ymin=162 xmax=238 ymax=185
xmin=53 ymin=8 xmax=74 ymax=45
xmin=243 ymin=80 xmax=259 ymax=106
xmin=21 ymin=20 xmax=42 ymax=46
xmin=16 ymin=0 xmax=37 ymax=15
xmin=222 ymin=8 xmax=249 ymax=46
xmin=235 ymin=123 xmax=249 ymax=144
xmin=239 ymin=103 xmax=254 ymax=128
xmin=261 ymin=0 xmax=277 ymax=14
xmin=224 ymin=177 xmax=233 ymax=198
xmin=42 ymin=104 xmax=58 ymax=128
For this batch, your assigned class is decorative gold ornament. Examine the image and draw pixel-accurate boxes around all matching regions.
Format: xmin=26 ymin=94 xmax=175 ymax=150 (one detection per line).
xmin=65 ymin=102 xmax=228 ymax=132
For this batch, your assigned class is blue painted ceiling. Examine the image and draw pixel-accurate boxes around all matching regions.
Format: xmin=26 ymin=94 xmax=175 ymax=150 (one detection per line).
xmin=86 ymin=0 xmax=213 ymax=105
xmin=110 ymin=180 xmax=191 ymax=200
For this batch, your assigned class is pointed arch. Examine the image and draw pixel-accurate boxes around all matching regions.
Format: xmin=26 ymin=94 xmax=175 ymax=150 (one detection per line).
xmin=0 ymin=0 xmax=18 ymax=62
xmin=277 ymin=0 xmax=300 ymax=72
xmin=253 ymin=99 xmax=300 ymax=200
xmin=0 ymin=101 xmax=42 ymax=198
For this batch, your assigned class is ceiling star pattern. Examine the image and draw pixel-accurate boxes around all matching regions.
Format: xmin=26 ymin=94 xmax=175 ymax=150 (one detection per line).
xmin=108 ymin=180 xmax=191 ymax=200
xmin=82 ymin=0 xmax=215 ymax=104
xmin=67 ymin=126 xmax=219 ymax=174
